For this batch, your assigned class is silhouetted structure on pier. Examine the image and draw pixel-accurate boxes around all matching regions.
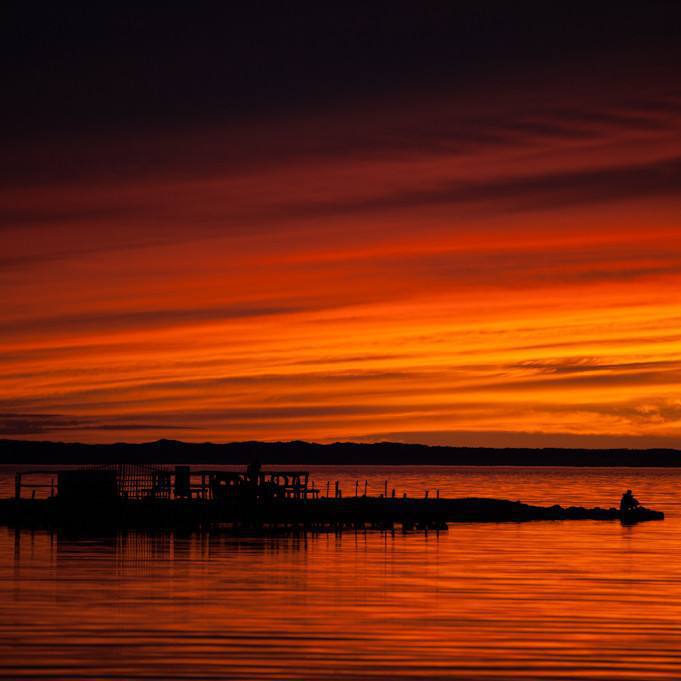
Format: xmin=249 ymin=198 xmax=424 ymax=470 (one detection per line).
xmin=4 ymin=463 xmax=664 ymax=532
xmin=15 ymin=464 xmax=319 ymax=503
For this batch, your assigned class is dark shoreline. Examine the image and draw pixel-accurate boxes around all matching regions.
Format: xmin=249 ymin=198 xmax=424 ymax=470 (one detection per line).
xmin=2 ymin=438 xmax=681 ymax=466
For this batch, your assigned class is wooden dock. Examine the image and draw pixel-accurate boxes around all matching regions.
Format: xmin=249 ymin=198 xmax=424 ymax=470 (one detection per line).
xmin=1 ymin=464 xmax=664 ymax=531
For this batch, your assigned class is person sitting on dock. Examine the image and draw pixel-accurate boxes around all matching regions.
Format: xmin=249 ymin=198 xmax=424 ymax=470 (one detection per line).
xmin=620 ymin=489 xmax=640 ymax=513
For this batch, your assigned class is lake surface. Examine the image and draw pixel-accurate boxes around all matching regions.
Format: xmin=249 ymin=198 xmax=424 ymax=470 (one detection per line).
xmin=1 ymin=466 xmax=681 ymax=679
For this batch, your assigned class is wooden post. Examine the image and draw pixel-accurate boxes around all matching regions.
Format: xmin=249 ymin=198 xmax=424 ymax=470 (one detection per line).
xmin=326 ymin=480 xmax=330 ymax=498
xmin=436 ymin=489 xmax=440 ymax=499
xmin=364 ymin=480 xmax=368 ymax=496
xmin=384 ymin=480 xmax=388 ymax=497
xmin=355 ymin=480 xmax=358 ymax=497
xmin=425 ymin=490 xmax=429 ymax=499
xmin=335 ymin=480 xmax=339 ymax=498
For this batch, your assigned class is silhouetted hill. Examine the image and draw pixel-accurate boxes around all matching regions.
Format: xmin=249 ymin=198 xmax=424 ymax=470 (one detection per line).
xmin=1 ymin=439 xmax=681 ymax=466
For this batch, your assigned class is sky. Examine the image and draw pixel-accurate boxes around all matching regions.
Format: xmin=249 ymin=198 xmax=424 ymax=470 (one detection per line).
xmin=2 ymin=4 xmax=681 ymax=447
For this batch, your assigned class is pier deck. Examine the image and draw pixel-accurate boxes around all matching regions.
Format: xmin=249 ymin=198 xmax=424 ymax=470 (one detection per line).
xmin=0 ymin=495 xmax=664 ymax=531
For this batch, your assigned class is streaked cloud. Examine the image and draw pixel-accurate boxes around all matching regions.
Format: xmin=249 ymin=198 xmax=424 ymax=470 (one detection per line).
xmin=2 ymin=76 xmax=681 ymax=446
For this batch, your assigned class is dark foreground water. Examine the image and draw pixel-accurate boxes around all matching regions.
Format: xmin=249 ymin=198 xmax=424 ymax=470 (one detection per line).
xmin=1 ymin=466 xmax=681 ymax=680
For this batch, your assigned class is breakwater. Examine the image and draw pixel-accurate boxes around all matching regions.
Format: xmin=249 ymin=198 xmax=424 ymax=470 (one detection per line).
xmin=0 ymin=496 xmax=663 ymax=531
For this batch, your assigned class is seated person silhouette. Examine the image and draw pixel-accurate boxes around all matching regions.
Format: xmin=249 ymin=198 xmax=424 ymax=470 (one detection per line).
xmin=620 ymin=489 xmax=640 ymax=513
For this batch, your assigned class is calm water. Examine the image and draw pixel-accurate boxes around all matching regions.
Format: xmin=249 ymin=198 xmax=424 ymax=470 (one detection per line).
xmin=1 ymin=466 xmax=681 ymax=680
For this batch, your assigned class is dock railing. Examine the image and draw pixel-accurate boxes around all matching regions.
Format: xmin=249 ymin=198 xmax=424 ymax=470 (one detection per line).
xmin=15 ymin=471 xmax=57 ymax=500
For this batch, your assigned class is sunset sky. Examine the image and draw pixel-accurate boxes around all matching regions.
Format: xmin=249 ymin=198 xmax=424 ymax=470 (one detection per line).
xmin=2 ymin=5 xmax=681 ymax=447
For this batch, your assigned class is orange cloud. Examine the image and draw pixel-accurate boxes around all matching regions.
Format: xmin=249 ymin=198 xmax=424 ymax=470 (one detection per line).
xmin=2 ymin=83 xmax=681 ymax=446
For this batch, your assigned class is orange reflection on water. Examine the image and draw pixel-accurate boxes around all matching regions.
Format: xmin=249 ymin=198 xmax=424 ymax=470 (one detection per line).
xmin=1 ymin=467 xmax=681 ymax=679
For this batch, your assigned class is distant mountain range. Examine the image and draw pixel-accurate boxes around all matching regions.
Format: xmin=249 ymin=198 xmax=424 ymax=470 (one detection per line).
xmin=1 ymin=439 xmax=681 ymax=466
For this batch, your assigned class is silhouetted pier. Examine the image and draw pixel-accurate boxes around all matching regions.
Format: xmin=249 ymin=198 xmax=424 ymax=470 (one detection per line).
xmin=0 ymin=463 xmax=664 ymax=531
